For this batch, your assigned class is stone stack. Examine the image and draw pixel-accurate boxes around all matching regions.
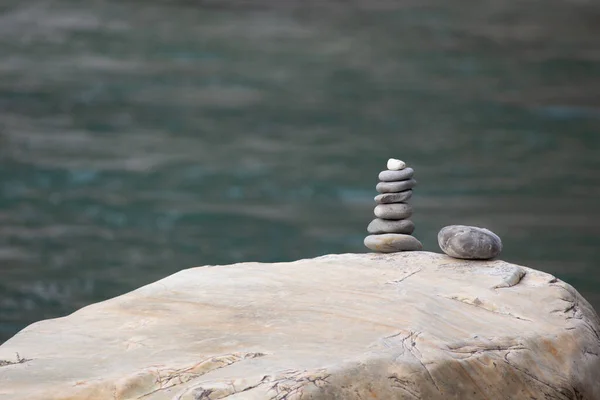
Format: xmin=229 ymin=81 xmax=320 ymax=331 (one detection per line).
xmin=364 ymin=158 xmax=423 ymax=253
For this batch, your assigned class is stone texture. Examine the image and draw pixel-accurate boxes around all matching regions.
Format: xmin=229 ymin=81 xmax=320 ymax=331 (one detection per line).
xmin=374 ymin=203 xmax=412 ymax=219
xmin=378 ymin=168 xmax=414 ymax=182
xmin=386 ymin=158 xmax=406 ymax=170
xmin=1 ymin=253 xmax=600 ymax=400
xmin=438 ymin=225 xmax=503 ymax=260
xmin=376 ymin=178 xmax=416 ymax=194
xmin=374 ymin=190 xmax=413 ymax=205
xmin=367 ymin=218 xmax=415 ymax=234
xmin=364 ymin=234 xmax=423 ymax=252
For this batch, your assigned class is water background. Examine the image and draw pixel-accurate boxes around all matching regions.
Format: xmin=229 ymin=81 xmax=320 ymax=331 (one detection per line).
xmin=1 ymin=0 xmax=600 ymax=343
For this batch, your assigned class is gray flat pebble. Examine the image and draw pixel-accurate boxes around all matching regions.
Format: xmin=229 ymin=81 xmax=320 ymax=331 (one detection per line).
xmin=438 ymin=225 xmax=503 ymax=260
xmin=375 ymin=190 xmax=413 ymax=204
xmin=376 ymin=179 xmax=417 ymax=194
xmin=374 ymin=203 xmax=412 ymax=219
xmin=367 ymin=219 xmax=415 ymax=234
xmin=378 ymin=168 xmax=414 ymax=182
xmin=364 ymin=234 xmax=423 ymax=253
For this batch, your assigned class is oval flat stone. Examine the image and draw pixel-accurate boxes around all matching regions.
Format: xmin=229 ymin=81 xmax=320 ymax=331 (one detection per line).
xmin=364 ymin=234 xmax=423 ymax=252
xmin=374 ymin=203 xmax=412 ymax=219
xmin=438 ymin=225 xmax=503 ymax=260
xmin=374 ymin=190 xmax=413 ymax=204
xmin=367 ymin=219 xmax=415 ymax=234
xmin=376 ymin=179 xmax=417 ymax=194
xmin=378 ymin=168 xmax=414 ymax=182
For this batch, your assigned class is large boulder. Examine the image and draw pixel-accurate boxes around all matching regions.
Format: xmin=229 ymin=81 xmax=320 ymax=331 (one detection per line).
xmin=1 ymin=252 xmax=599 ymax=399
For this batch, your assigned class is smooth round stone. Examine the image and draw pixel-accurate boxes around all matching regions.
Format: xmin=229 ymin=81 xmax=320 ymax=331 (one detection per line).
xmin=387 ymin=158 xmax=406 ymax=170
xmin=364 ymin=234 xmax=423 ymax=253
xmin=378 ymin=168 xmax=414 ymax=182
xmin=376 ymin=178 xmax=417 ymax=194
xmin=367 ymin=219 xmax=415 ymax=234
xmin=374 ymin=203 xmax=412 ymax=219
xmin=438 ymin=225 xmax=503 ymax=260
xmin=374 ymin=190 xmax=413 ymax=204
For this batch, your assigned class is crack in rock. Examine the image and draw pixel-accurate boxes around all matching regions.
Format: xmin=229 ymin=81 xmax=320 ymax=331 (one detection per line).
xmin=392 ymin=331 xmax=441 ymax=393
xmin=138 ymin=352 xmax=266 ymax=398
xmin=551 ymin=283 xmax=600 ymax=345
xmin=184 ymin=375 xmax=269 ymax=400
xmin=266 ymin=369 xmax=331 ymax=400
xmin=178 ymin=375 xmax=271 ymax=400
xmin=0 ymin=352 xmax=31 ymax=368
xmin=445 ymin=339 xmax=527 ymax=360
xmin=386 ymin=268 xmax=422 ymax=285
xmin=502 ymin=351 xmax=576 ymax=400
xmin=174 ymin=369 xmax=332 ymax=400
xmin=387 ymin=374 xmax=420 ymax=399
xmin=439 ymin=294 xmax=532 ymax=322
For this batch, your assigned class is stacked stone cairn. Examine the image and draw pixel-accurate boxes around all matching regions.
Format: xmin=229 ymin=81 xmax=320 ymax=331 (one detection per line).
xmin=364 ymin=158 xmax=423 ymax=253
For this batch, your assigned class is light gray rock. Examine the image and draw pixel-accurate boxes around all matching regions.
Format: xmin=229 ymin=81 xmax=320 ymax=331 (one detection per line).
xmin=1 ymin=253 xmax=599 ymax=400
xmin=374 ymin=190 xmax=413 ymax=204
xmin=364 ymin=234 xmax=423 ymax=252
xmin=376 ymin=178 xmax=417 ymax=194
xmin=438 ymin=225 xmax=503 ymax=260
xmin=367 ymin=218 xmax=415 ymax=234
xmin=374 ymin=203 xmax=412 ymax=219
xmin=378 ymin=168 xmax=414 ymax=182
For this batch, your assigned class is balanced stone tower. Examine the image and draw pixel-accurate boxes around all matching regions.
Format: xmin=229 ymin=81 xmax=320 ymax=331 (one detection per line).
xmin=364 ymin=158 xmax=423 ymax=253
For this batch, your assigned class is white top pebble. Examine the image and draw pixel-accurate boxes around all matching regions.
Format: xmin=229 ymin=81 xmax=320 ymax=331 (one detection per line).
xmin=387 ymin=158 xmax=406 ymax=170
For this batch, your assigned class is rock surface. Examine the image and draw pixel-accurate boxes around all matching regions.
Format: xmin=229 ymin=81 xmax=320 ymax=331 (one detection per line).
xmin=367 ymin=218 xmax=415 ymax=234
xmin=374 ymin=203 xmax=412 ymax=219
xmin=374 ymin=190 xmax=413 ymax=204
xmin=1 ymin=252 xmax=600 ymax=400
xmin=378 ymin=168 xmax=414 ymax=182
xmin=438 ymin=225 xmax=503 ymax=260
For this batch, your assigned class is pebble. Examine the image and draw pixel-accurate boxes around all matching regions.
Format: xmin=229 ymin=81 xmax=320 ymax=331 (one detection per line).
xmin=438 ymin=225 xmax=503 ymax=260
xmin=376 ymin=178 xmax=417 ymax=194
xmin=367 ymin=219 xmax=415 ymax=234
xmin=387 ymin=158 xmax=406 ymax=171
xmin=374 ymin=190 xmax=412 ymax=204
xmin=374 ymin=203 xmax=412 ymax=219
xmin=378 ymin=168 xmax=414 ymax=182
xmin=364 ymin=234 xmax=423 ymax=253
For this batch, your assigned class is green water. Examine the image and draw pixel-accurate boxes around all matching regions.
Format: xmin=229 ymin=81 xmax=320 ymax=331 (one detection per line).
xmin=1 ymin=0 xmax=599 ymax=343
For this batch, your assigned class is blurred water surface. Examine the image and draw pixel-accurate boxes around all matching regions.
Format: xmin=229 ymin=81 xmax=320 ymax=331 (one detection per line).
xmin=1 ymin=0 xmax=600 ymax=342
